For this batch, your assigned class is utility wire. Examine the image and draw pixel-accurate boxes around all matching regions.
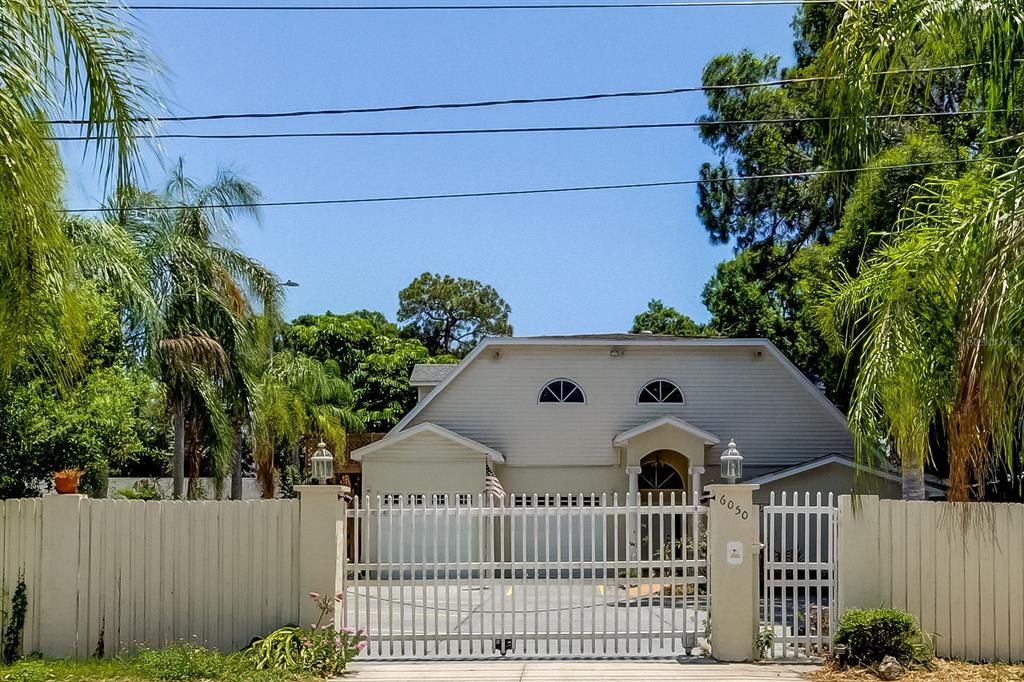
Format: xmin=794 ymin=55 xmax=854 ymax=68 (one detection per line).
xmin=45 ymin=109 xmax=1016 ymax=141
xmin=45 ymin=62 xmax=987 ymax=125
xmin=64 ymin=155 xmax=1011 ymax=213
xmin=125 ymin=0 xmax=854 ymax=11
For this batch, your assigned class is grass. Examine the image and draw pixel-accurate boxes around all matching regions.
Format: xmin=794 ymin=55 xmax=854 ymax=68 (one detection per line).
xmin=0 ymin=646 xmax=318 ymax=682
xmin=808 ymin=659 xmax=1024 ymax=681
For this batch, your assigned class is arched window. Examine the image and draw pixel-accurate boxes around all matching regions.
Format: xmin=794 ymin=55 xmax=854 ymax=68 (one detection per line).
xmin=637 ymin=379 xmax=684 ymax=404
xmin=639 ymin=456 xmax=684 ymax=489
xmin=538 ymin=379 xmax=585 ymax=404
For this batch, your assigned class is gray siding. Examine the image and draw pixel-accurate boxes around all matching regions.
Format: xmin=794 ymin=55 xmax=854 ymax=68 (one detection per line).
xmin=407 ymin=343 xmax=851 ymax=469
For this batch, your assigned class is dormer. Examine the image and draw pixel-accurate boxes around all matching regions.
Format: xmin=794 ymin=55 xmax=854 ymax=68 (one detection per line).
xmin=409 ymin=363 xmax=458 ymax=402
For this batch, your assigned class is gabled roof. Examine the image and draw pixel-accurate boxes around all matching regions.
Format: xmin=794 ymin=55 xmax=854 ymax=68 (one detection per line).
xmin=613 ymin=416 xmax=720 ymax=447
xmin=390 ymin=335 xmax=849 ymax=434
xmin=350 ymin=422 xmax=504 ymax=463
xmin=746 ymin=453 xmax=946 ymax=496
xmin=409 ymin=363 xmax=458 ymax=386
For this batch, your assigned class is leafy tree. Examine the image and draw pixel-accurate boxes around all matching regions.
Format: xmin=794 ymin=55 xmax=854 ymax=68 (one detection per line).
xmin=630 ymin=300 xmax=705 ymax=336
xmin=0 ymin=291 xmax=167 ymax=498
xmin=249 ymin=351 xmax=361 ymax=497
xmin=692 ymin=2 xmax=996 ymax=421
xmin=283 ymin=311 xmax=454 ymax=431
xmin=696 ymin=48 xmax=833 ymax=253
xmin=815 ymin=0 xmax=1024 ymax=500
xmin=0 ymin=0 xmax=154 ymax=384
xmin=397 ymin=273 xmax=512 ymax=356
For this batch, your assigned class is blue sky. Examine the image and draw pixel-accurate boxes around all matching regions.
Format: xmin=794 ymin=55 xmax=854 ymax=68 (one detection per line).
xmin=65 ymin=3 xmax=796 ymax=335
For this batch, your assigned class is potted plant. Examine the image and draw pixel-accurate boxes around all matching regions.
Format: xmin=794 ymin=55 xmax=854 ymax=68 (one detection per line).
xmin=53 ymin=469 xmax=84 ymax=495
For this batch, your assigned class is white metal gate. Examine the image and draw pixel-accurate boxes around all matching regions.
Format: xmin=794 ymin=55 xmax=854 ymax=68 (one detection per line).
xmin=760 ymin=492 xmax=837 ymax=659
xmin=343 ymin=493 xmax=708 ymax=659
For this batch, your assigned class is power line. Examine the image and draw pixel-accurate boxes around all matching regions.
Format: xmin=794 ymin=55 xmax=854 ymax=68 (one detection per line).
xmin=45 ymin=109 xmax=1015 ymax=142
xmin=45 ymin=62 xmax=987 ymax=125
xmin=125 ymin=0 xmax=849 ymax=11
xmin=64 ymin=155 xmax=1010 ymax=213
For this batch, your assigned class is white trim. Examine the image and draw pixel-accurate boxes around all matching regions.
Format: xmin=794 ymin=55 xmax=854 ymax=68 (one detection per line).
xmin=390 ymin=335 xmax=849 ymax=434
xmin=746 ymin=454 xmax=945 ymax=495
xmin=613 ymin=415 xmax=720 ymax=447
xmin=351 ymin=422 xmax=504 ymax=463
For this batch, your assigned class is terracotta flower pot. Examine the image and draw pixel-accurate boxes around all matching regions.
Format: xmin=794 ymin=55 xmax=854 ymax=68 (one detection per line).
xmin=54 ymin=471 xmax=82 ymax=494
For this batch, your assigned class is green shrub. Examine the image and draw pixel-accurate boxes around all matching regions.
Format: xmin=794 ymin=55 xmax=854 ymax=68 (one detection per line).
xmin=116 ymin=479 xmax=163 ymax=500
xmin=248 ymin=592 xmax=365 ymax=677
xmin=834 ymin=608 xmax=932 ymax=665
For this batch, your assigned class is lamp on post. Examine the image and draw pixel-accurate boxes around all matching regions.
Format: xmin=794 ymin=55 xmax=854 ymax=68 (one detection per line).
xmin=311 ymin=441 xmax=335 ymax=484
xmin=720 ymin=439 xmax=743 ymax=484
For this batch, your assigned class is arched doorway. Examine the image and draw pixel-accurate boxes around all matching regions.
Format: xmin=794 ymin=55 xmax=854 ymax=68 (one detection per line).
xmin=638 ymin=449 xmax=689 ymax=502
xmin=637 ymin=450 xmax=689 ymax=561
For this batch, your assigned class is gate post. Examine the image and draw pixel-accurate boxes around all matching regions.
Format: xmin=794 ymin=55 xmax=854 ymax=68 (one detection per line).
xmin=836 ymin=494 xmax=880 ymax=613
xmin=296 ymin=485 xmax=349 ymax=629
xmin=705 ymin=483 xmax=760 ymax=662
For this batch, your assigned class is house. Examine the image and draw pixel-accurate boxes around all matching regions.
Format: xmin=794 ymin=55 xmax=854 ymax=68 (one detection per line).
xmin=352 ymin=334 xmax=940 ymax=505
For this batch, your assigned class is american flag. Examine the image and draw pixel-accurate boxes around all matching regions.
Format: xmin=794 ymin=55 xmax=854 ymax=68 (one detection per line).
xmin=484 ymin=464 xmax=506 ymax=502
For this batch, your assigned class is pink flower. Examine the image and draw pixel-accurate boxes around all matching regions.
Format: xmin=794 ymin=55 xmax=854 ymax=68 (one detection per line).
xmin=308 ymin=591 xmax=321 ymax=601
xmin=335 ymin=592 xmax=344 ymax=602
xmin=342 ymin=626 xmax=356 ymax=634
xmin=356 ymin=641 xmax=368 ymax=651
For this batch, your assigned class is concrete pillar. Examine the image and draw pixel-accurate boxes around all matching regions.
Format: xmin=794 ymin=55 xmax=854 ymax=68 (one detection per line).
xmin=39 ymin=494 xmax=85 ymax=657
xmin=705 ymin=483 xmax=760 ymax=662
xmin=296 ymin=485 xmax=348 ymax=629
xmin=836 ymin=494 xmax=881 ymax=612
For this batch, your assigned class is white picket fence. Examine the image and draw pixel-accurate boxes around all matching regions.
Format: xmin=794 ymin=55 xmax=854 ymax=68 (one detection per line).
xmin=343 ymin=493 xmax=709 ymax=659
xmin=760 ymin=492 xmax=837 ymax=659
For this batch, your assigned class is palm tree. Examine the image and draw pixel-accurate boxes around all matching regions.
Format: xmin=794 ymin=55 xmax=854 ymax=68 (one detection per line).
xmin=821 ymin=159 xmax=1024 ymax=501
xmin=249 ymin=351 xmax=362 ymax=498
xmin=0 ymin=0 xmax=154 ymax=383
xmin=119 ymin=160 xmax=282 ymax=498
xmin=815 ymin=0 xmax=1024 ymax=500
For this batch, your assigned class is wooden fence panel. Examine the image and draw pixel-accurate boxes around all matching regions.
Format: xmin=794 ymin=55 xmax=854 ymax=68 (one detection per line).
xmin=0 ymin=499 xmax=43 ymax=654
xmin=56 ymin=498 xmax=302 ymax=655
xmin=841 ymin=498 xmax=1024 ymax=662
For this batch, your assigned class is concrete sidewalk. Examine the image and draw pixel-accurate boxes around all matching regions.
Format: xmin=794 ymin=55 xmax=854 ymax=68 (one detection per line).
xmin=345 ymin=659 xmax=817 ymax=681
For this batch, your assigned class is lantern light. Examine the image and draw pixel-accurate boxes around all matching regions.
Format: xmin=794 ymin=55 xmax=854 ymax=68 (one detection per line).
xmin=720 ymin=439 xmax=743 ymax=484
xmin=311 ymin=441 xmax=334 ymax=484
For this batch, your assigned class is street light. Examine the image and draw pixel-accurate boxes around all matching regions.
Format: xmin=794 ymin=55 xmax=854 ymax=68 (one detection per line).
xmin=721 ymin=440 xmax=743 ymax=484
xmin=270 ymin=280 xmax=299 ymax=359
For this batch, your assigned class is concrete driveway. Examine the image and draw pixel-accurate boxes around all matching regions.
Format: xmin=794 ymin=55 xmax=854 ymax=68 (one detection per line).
xmin=345 ymin=659 xmax=817 ymax=681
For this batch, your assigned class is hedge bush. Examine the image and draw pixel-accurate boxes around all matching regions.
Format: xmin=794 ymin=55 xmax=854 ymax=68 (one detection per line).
xmin=834 ymin=608 xmax=932 ymax=666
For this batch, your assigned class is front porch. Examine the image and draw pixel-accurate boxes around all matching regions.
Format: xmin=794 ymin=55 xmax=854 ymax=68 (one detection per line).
xmin=614 ymin=416 xmax=720 ymax=504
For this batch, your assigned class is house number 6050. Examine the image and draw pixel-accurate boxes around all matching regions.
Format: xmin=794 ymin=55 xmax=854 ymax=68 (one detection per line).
xmin=719 ymin=495 xmax=749 ymax=520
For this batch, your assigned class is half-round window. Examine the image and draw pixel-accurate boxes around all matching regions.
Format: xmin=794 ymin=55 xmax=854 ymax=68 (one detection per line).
xmin=639 ymin=457 xmax=685 ymax=490
xmin=539 ymin=379 xmax=585 ymax=404
xmin=637 ymin=379 xmax=684 ymax=404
